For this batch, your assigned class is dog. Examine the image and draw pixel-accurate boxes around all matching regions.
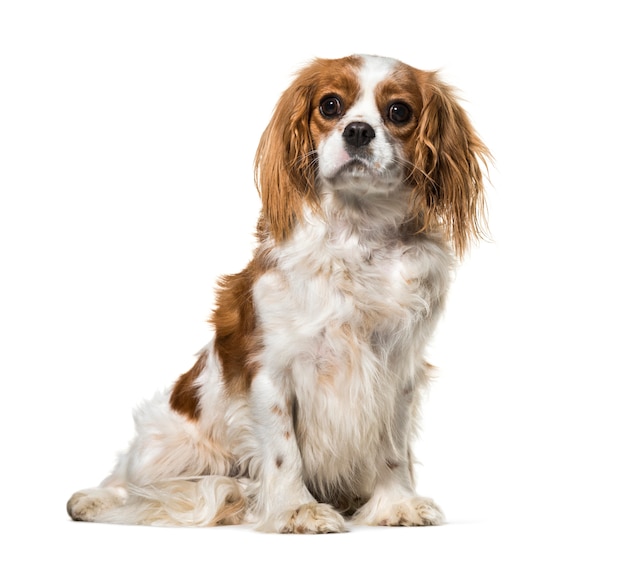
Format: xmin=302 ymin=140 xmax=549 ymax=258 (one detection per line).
xmin=67 ymin=54 xmax=489 ymax=533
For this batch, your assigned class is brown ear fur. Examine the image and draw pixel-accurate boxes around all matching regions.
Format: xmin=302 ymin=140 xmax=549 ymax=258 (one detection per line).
xmin=254 ymin=69 xmax=317 ymax=242
xmin=410 ymin=71 xmax=490 ymax=257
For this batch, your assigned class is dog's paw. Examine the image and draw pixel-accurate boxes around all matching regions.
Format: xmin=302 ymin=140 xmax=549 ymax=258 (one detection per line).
xmin=259 ymin=502 xmax=347 ymax=534
xmin=355 ymin=496 xmax=445 ymax=527
xmin=67 ymin=488 xmax=125 ymax=522
xmin=379 ymin=496 xmax=445 ymax=526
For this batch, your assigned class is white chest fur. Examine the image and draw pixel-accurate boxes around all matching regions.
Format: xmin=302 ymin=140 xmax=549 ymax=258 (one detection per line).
xmin=253 ymin=214 xmax=453 ymax=498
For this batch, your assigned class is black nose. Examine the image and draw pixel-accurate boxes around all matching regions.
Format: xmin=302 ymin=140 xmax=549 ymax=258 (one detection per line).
xmin=342 ymin=121 xmax=376 ymax=148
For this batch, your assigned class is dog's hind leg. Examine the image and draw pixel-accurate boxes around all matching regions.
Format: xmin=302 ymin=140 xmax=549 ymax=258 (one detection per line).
xmin=67 ymin=382 xmax=243 ymax=526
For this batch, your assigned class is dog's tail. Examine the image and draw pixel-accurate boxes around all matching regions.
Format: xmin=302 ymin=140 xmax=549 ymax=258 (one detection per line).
xmin=67 ymin=476 xmax=248 ymax=527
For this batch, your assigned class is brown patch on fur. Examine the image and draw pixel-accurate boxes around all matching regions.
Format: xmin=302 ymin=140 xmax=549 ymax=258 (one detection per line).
xmin=169 ymin=351 xmax=208 ymax=420
xmin=284 ymin=431 xmax=291 ymax=440
xmin=271 ymin=405 xmax=284 ymax=416
xmin=210 ymin=258 xmax=267 ymax=395
xmin=275 ymin=456 xmax=284 ymax=469
xmin=386 ymin=459 xmax=400 ymax=470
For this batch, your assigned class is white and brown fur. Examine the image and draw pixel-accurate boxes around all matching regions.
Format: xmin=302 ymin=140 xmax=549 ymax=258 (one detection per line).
xmin=67 ymin=54 xmax=489 ymax=533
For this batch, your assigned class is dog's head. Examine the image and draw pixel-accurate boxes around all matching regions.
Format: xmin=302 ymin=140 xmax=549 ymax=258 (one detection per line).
xmin=255 ymin=54 xmax=489 ymax=256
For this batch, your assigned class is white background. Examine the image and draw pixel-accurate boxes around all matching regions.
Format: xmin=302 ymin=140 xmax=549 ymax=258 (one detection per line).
xmin=1 ymin=1 xmax=624 ymax=567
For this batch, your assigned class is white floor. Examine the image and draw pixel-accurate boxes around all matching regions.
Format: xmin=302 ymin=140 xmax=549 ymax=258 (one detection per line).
xmin=13 ymin=511 xmax=623 ymax=569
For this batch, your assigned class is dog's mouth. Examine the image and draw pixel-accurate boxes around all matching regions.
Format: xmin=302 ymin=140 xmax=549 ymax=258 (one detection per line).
xmin=336 ymin=157 xmax=378 ymax=176
xmin=325 ymin=155 xmax=402 ymax=189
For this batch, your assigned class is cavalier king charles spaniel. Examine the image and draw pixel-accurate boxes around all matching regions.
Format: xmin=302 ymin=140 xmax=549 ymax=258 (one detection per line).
xmin=67 ymin=54 xmax=489 ymax=533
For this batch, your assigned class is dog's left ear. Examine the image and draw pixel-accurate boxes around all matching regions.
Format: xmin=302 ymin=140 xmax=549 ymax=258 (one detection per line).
xmin=254 ymin=69 xmax=317 ymax=242
xmin=410 ymin=71 xmax=491 ymax=257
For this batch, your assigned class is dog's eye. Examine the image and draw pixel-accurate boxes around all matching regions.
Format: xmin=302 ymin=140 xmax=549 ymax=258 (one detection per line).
xmin=319 ymin=95 xmax=343 ymax=118
xmin=388 ymin=102 xmax=411 ymax=124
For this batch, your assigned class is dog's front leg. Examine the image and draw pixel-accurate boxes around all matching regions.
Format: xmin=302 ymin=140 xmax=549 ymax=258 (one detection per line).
xmin=354 ymin=373 xmax=446 ymax=527
xmin=248 ymin=371 xmax=346 ymax=533
xmin=353 ymin=448 xmax=445 ymax=527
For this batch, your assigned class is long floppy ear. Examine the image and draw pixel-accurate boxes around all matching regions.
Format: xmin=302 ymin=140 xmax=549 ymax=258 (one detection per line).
xmin=254 ymin=68 xmax=317 ymax=242
xmin=411 ymin=71 xmax=490 ymax=257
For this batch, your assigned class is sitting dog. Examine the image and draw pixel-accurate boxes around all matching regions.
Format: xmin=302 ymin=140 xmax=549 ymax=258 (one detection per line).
xmin=67 ymin=54 xmax=489 ymax=533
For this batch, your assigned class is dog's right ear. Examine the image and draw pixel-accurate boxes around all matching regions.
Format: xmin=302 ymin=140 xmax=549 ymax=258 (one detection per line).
xmin=254 ymin=67 xmax=318 ymax=242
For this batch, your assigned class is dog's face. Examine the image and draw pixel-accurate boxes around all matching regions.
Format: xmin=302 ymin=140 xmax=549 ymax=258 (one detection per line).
xmin=309 ymin=56 xmax=423 ymax=196
xmin=255 ymin=54 xmax=489 ymax=255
